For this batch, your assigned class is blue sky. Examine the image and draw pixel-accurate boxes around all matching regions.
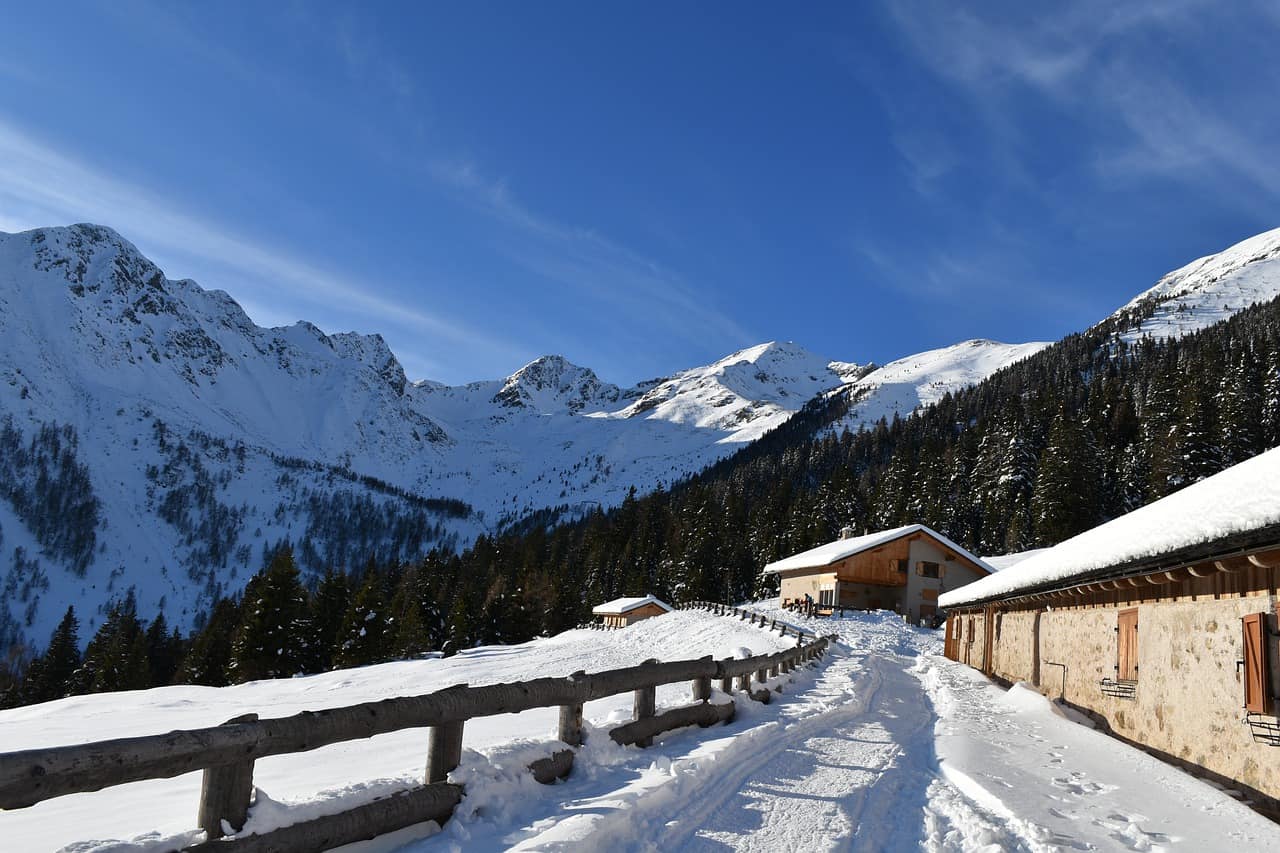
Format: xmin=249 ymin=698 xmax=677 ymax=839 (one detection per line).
xmin=2 ymin=2 xmax=1279 ymax=385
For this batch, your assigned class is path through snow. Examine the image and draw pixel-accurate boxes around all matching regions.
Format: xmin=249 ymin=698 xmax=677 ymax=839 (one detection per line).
xmin=420 ymin=605 xmax=1280 ymax=852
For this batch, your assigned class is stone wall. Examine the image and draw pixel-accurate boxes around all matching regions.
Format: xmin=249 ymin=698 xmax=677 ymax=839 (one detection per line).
xmin=969 ymin=596 xmax=1280 ymax=805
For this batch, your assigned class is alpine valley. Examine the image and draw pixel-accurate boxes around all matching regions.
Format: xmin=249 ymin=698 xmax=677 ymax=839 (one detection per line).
xmin=1 ymin=222 xmax=1279 ymax=650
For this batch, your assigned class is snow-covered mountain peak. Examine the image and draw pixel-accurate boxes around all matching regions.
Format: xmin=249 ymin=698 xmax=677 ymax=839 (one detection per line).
xmin=1109 ymin=225 xmax=1280 ymax=343
xmin=493 ymin=354 xmax=622 ymax=413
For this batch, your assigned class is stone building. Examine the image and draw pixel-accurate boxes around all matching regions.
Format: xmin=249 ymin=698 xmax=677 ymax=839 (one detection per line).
xmin=592 ymin=595 xmax=673 ymax=628
xmin=939 ymin=447 xmax=1280 ymax=812
xmin=764 ymin=523 xmax=993 ymax=624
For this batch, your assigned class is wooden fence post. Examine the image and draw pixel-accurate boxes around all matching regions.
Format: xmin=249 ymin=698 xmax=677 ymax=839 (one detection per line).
xmin=633 ymin=686 xmax=657 ymax=748
xmin=736 ymin=671 xmax=752 ymax=692
xmin=197 ymin=713 xmax=258 ymax=840
xmin=692 ymin=675 xmax=711 ymax=703
xmin=720 ymin=658 xmax=734 ymax=694
xmin=559 ymin=703 xmax=584 ymax=747
xmin=426 ymin=685 xmax=467 ymax=785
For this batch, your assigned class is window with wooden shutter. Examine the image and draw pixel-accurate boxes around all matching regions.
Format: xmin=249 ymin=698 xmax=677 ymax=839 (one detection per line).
xmin=917 ymin=561 xmax=941 ymax=579
xmin=1117 ymin=608 xmax=1139 ymax=682
xmin=1243 ymin=612 xmax=1271 ymax=714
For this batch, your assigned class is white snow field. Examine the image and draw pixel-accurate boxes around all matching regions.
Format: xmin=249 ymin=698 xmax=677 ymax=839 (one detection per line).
xmin=4 ymin=608 xmax=1278 ymax=852
xmin=1110 ymin=225 xmax=1280 ymax=345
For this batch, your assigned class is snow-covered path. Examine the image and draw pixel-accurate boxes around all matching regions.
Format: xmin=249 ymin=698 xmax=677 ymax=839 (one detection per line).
xmin=658 ymin=654 xmax=938 ymax=852
xmin=440 ymin=606 xmax=1280 ymax=853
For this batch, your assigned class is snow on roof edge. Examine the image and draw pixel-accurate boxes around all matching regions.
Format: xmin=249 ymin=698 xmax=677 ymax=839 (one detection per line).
xmin=762 ymin=523 xmax=995 ymax=576
xmin=591 ymin=594 xmax=674 ymax=615
xmin=940 ymin=446 xmax=1280 ymax=610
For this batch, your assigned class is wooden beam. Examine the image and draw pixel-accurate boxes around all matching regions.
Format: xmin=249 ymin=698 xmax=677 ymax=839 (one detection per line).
xmin=609 ymin=700 xmax=734 ymax=747
xmin=426 ymin=720 xmax=464 ymax=784
xmin=558 ymin=702 xmax=584 ymax=748
xmin=1248 ymin=548 xmax=1280 ymax=568
xmin=187 ymin=784 xmax=462 ymax=853
xmin=633 ymin=664 xmax=658 ymax=748
xmin=528 ymin=749 xmax=575 ymax=785
xmin=197 ymin=713 xmax=257 ymax=840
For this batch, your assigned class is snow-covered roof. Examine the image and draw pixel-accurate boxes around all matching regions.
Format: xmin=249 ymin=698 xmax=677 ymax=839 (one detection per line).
xmin=980 ymin=548 xmax=1050 ymax=572
xmin=940 ymin=446 xmax=1280 ymax=609
xmin=762 ymin=524 xmax=994 ymax=575
xmin=591 ymin=594 xmax=673 ymax=616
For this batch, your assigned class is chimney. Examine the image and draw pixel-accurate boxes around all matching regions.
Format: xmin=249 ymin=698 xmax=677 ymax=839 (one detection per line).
xmin=840 ymin=525 xmax=855 ymax=540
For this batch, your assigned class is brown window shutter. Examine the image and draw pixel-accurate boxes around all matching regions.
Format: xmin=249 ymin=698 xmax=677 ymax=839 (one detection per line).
xmin=915 ymin=562 xmax=923 ymax=576
xmin=1117 ymin=608 xmax=1139 ymax=682
xmin=939 ymin=564 xmax=947 ymax=578
xmin=1243 ymin=612 xmax=1271 ymax=714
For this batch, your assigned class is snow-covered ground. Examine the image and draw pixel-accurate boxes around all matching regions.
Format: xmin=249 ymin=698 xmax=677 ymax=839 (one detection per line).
xmin=4 ymin=606 xmax=1277 ymax=852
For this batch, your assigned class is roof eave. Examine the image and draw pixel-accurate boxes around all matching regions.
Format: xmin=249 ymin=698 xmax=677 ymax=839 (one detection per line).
xmin=942 ymin=521 xmax=1280 ymax=610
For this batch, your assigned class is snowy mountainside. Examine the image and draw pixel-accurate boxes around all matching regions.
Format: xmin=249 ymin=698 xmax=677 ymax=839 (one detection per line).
xmin=1108 ymin=225 xmax=1280 ymax=342
xmin=827 ymin=338 xmax=1051 ymax=434
xmin=604 ymin=341 xmax=872 ymax=440
xmin=0 ymin=225 xmax=889 ymax=647
xmin=0 ymin=227 xmax=482 ymax=649
xmin=405 ymin=342 xmax=873 ymax=527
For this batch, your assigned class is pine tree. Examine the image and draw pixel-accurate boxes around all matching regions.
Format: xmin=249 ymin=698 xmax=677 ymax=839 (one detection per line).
xmin=178 ymin=597 xmax=239 ymax=687
xmin=1031 ymin=410 xmax=1101 ymax=545
xmin=333 ymin=566 xmax=393 ymax=668
xmin=145 ymin=614 xmax=184 ymax=687
xmin=78 ymin=592 xmax=150 ymax=693
xmin=443 ymin=589 xmax=475 ymax=656
xmin=22 ymin=606 xmax=80 ymax=704
xmin=390 ymin=564 xmax=429 ymax=658
xmin=308 ymin=567 xmax=352 ymax=671
xmin=227 ymin=550 xmax=312 ymax=683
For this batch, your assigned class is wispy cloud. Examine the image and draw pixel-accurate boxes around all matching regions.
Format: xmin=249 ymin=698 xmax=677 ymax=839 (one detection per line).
xmin=426 ymin=158 xmax=754 ymax=349
xmin=0 ymin=117 xmax=526 ymax=378
xmin=882 ymin=0 xmax=1280 ymax=204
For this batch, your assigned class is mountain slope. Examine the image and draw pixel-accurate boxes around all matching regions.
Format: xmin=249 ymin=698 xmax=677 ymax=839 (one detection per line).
xmin=829 ymin=338 xmax=1051 ymax=434
xmin=1109 ymin=226 xmax=1280 ymax=342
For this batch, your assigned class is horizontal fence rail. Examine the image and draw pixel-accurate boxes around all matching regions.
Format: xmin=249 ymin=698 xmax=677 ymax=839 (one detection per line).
xmin=0 ymin=616 xmax=833 ymax=853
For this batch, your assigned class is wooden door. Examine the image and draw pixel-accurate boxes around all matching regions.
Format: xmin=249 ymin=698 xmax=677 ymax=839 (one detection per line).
xmin=1243 ymin=612 xmax=1271 ymax=714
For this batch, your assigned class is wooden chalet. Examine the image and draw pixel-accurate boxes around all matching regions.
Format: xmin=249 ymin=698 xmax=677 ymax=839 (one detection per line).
xmin=592 ymin=595 xmax=673 ymax=628
xmin=940 ymin=447 xmax=1280 ymax=813
xmin=763 ymin=524 xmax=993 ymax=625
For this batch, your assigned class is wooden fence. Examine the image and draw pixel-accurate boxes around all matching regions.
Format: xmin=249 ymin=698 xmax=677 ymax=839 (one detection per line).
xmin=0 ymin=616 xmax=832 ymax=853
xmin=679 ymin=600 xmax=818 ymax=640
